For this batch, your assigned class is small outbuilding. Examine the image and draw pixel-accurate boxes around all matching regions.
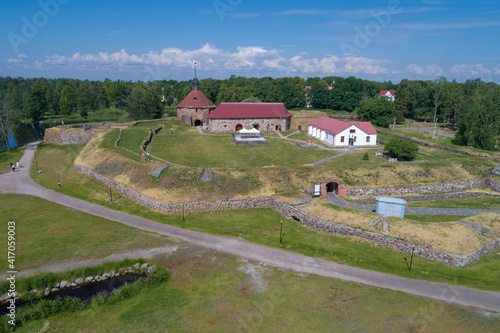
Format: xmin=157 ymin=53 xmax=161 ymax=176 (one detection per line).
xmin=376 ymin=197 xmax=406 ymax=218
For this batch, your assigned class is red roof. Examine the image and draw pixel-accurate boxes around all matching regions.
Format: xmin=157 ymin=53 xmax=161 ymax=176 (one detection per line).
xmin=380 ymin=90 xmax=396 ymax=96
xmin=177 ymin=90 xmax=215 ymax=109
xmin=209 ymin=103 xmax=293 ymax=119
xmin=310 ymin=116 xmax=377 ymax=135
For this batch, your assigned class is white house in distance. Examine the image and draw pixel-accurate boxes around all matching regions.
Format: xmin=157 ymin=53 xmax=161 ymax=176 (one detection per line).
xmin=379 ymin=90 xmax=396 ymax=102
xmin=308 ymin=116 xmax=377 ymax=147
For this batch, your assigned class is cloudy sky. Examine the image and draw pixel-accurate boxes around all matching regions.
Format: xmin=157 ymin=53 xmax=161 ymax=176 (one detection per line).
xmin=1 ymin=0 xmax=499 ymax=82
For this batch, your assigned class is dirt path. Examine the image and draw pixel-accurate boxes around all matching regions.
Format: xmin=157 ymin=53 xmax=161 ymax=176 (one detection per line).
xmin=1 ymin=143 xmax=500 ymax=313
xmin=14 ymin=245 xmax=180 ymax=278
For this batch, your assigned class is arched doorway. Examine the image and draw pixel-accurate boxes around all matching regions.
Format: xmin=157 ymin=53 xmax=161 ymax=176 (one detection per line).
xmin=194 ymin=120 xmax=202 ymax=126
xmin=298 ymin=125 xmax=302 ymax=131
xmin=326 ymin=182 xmax=339 ymax=194
xmin=235 ymin=124 xmax=243 ymax=132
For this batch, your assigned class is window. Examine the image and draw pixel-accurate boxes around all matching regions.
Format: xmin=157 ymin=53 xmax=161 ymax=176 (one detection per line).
xmin=340 ymin=136 xmax=345 ymax=143
xmin=354 ymin=136 xmax=357 ymax=142
xmin=366 ymin=136 xmax=370 ymax=142
xmin=350 ymin=129 xmax=355 ymax=133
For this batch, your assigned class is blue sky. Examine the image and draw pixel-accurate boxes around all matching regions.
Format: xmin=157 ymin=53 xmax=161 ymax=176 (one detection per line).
xmin=1 ymin=0 xmax=499 ymax=82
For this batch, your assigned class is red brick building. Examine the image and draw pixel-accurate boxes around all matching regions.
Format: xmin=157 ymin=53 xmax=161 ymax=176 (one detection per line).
xmin=208 ymin=103 xmax=293 ymax=132
xmin=177 ymin=77 xmax=215 ymax=126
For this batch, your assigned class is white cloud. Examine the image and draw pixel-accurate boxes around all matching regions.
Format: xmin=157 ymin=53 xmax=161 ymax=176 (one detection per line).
xmin=449 ymin=64 xmax=491 ymax=77
xmin=400 ymin=20 xmax=500 ymax=30
xmin=494 ymin=66 xmax=500 ymax=75
xmin=406 ymin=64 xmax=444 ymax=76
xmin=227 ymin=12 xmax=264 ymax=19
xmin=26 ymin=44 xmax=390 ymax=77
xmin=7 ymin=54 xmax=28 ymax=64
xmin=273 ymin=9 xmax=331 ymax=16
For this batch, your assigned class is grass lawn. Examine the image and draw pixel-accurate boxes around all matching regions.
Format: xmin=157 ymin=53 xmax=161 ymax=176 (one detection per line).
xmin=118 ymin=118 xmax=336 ymax=167
xmin=407 ymin=196 xmax=500 ymax=210
xmin=0 ymin=148 xmax=24 ymax=174
xmin=0 ymin=194 xmax=175 ymax=272
xmin=380 ymin=127 xmax=500 ymax=159
xmin=16 ymin=246 xmax=500 ymax=333
xmin=404 ymin=214 xmax=471 ymax=222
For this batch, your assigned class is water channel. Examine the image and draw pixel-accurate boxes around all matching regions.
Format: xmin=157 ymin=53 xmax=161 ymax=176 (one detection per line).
xmin=0 ymin=273 xmax=144 ymax=316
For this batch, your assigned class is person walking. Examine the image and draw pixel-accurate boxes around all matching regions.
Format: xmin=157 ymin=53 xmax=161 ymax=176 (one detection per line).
xmin=11 ymin=162 xmax=15 ymax=172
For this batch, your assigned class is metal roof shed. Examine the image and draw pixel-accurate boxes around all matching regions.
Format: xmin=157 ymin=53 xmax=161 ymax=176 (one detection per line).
xmin=376 ymin=197 xmax=406 ymax=218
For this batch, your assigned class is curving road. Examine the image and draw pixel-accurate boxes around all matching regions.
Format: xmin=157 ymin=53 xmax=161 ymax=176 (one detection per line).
xmin=1 ymin=142 xmax=500 ymax=312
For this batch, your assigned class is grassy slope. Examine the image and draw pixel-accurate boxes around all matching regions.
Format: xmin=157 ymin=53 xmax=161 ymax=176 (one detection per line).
xmin=407 ymin=196 xmax=500 ymax=210
xmin=29 ymin=143 xmax=500 ymax=291
xmin=17 ymin=247 xmax=500 ymax=333
xmin=0 ymin=194 xmax=175 ymax=271
xmin=122 ymin=118 xmax=336 ymax=167
xmin=0 ymin=148 xmax=24 ymax=174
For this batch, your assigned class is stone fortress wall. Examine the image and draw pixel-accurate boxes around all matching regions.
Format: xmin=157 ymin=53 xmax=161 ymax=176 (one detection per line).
xmin=74 ymin=163 xmax=500 ymax=267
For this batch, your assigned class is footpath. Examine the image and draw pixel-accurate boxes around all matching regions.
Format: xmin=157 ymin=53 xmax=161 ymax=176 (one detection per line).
xmin=1 ymin=142 xmax=499 ymax=313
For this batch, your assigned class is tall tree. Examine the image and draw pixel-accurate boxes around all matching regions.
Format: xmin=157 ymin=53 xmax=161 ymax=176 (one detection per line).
xmin=26 ymin=79 xmax=48 ymax=122
xmin=0 ymin=93 xmax=20 ymax=151
xmin=125 ymin=86 xmax=163 ymax=120
xmin=358 ymin=98 xmax=395 ymax=128
xmin=59 ymin=84 xmax=75 ymax=116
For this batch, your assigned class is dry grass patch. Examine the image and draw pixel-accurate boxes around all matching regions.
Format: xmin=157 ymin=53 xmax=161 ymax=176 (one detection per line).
xmin=305 ymin=197 xmax=379 ymax=229
xmin=462 ymin=213 xmax=500 ymax=243
xmin=386 ymin=218 xmax=481 ymax=255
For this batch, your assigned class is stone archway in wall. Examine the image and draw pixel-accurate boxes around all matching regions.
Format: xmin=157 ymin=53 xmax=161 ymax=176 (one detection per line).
xmin=320 ymin=179 xmax=346 ymax=197
xmin=194 ymin=119 xmax=202 ymax=126
xmin=235 ymin=124 xmax=243 ymax=132
xmin=298 ymin=125 xmax=302 ymax=131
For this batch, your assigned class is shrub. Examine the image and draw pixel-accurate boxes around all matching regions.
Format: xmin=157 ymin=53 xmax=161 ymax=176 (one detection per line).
xmin=384 ymin=137 xmax=419 ymax=161
xmin=363 ymin=152 xmax=369 ymax=160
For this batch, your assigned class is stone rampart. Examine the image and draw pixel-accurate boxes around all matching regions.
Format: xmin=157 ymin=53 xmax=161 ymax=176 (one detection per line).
xmin=352 ymin=191 xmax=500 ymax=205
xmin=74 ymin=163 xmax=500 ymax=267
xmin=346 ymin=179 xmax=496 ymax=197
xmin=44 ymin=128 xmax=104 ymax=145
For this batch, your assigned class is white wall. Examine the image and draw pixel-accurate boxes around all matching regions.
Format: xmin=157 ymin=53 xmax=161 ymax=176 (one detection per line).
xmin=309 ymin=125 xmax=376 ymax=146
xmin=332 ymin=125 xmax=377 ymax=146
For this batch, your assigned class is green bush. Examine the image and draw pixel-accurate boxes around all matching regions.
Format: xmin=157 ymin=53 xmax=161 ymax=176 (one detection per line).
xmin=363 ymin=152 xmax=369 ymax=160
xmin=384 ymin=137 xmax=419 ymax=161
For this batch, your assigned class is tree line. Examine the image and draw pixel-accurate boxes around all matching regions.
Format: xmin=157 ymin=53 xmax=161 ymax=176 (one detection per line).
xmin=0 ymin=75 xmax=498 ymax=151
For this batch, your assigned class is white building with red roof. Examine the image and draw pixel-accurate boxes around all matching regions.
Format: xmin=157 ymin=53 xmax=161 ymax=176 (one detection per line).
xmin=379 ymin=90 xmax=396 ymax=102
xmin=308 ymin=116 xmax=377 ymax=146
xmin=177 ymin=77 xmax=216 ymax=126
xmin=208 ymin=103 xmax=293 ymax=132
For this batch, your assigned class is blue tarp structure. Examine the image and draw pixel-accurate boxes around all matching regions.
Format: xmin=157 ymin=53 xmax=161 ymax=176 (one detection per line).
xmin=376 ymin=197 xmax=406 ymax=218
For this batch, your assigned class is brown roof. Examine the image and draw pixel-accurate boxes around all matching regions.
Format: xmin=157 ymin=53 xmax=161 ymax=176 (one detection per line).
xmin=310 ymin=116 xmax=377 ymax=135
xmin=177 ymin=90 xmax=215 ymax=109
xmin=209 ymin=103 xmax=293 ymax=119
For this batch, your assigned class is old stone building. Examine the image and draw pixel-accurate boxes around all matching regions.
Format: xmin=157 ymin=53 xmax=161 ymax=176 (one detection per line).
xmin=177 ymin=77 xmax=215 ymax=126
xmin=208 ymin=103 xmax=293 ymax=132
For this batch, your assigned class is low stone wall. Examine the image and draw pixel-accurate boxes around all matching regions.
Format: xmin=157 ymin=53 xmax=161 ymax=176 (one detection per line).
xmin=74 ymin=163 xmax=500 ymax=267
xmin=44 ymin=128 xmax=104 ymax=145
xmin=270 ymin=199 xmax=500 ymax=267
xmin=346 ymin=179 xmax=498 ymax=197
xmin=141 ymin=125 xmax=163 ymax=152
xmin=378 ymin=130 xmax=496 ymax=160
xmin=74 ymin=163 xmax=273 ymax=213
xmin=352 ymin=191 xmax=500 ymax=205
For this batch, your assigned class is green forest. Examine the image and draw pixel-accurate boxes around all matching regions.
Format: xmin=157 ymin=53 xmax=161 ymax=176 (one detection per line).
xmin=0 ymin=75 xmax=499 ymax=150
